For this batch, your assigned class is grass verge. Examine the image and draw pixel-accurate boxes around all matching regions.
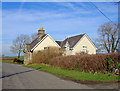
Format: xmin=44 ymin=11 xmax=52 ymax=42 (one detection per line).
xmin=23 ymin=64 xmax=119 ymax=83
xmin=1 ymin=60 xmax=119 ymax=83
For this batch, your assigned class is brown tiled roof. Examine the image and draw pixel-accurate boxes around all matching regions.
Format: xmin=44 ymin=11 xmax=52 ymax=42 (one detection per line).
xmin=29 ymin=34 xmax=47 ymax=51
xmin=59 ymin=34 xmax=85 ymax=48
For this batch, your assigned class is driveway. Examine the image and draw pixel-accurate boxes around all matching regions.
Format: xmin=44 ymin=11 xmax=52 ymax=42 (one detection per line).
xmin=2 ymin=63 xmax=119 ymax=89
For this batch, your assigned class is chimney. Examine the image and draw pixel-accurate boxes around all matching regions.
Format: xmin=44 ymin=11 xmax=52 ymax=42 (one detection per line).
xmin=26 ymin=44 xmax=30 ymax=50
xmin=38 ymin=27 xmax=45 ymax=38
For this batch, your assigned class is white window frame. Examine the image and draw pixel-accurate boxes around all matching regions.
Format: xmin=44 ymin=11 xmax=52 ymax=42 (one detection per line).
xmin=44 ymin=47 xmax=48 ymax=50
xmin=83 ymin=46 xmax=87 ymax=53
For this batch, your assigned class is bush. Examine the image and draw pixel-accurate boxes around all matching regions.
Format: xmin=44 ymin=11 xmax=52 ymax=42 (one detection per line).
xmin=114 ymin=62 xmax=120 ymax=75
xmin=13 ymin=58 xmax=24 ymax=64
xmin=76 ymin=51 xmax=88 ymax=55
xmin=32 ymin=48 xmax=119 ymax=74
xmin=106 ymin=55 xmax=114 ymax=72
xmin=49 ymin=53 xmax=120 ymax=73
xmin=32 ymin=47 xmax=64 ymax=64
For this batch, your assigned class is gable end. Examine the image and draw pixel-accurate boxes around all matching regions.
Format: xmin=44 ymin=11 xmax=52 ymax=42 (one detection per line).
xmin=73 ymin=34 xmax=96 ymax=49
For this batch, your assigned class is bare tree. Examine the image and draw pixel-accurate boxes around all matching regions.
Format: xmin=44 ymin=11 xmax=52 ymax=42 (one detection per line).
xmin=10 ymin=34 xmax=31 ymax=58
xmin=31 ymin=33 xmax=37 ymax=41
xmin=96 ymin=22 xmax=119 ymax=53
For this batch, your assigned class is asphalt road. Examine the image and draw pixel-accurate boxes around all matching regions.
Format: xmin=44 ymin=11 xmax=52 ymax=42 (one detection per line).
xmin=2 ymin=63 xmax=92 ymax=89
xmin=2 ymin=63 xmax=119 ymax=89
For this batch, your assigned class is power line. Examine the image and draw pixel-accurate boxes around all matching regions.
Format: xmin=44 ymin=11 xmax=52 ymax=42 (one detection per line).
xmin=88 ymin=0 xmax=114 ymax=23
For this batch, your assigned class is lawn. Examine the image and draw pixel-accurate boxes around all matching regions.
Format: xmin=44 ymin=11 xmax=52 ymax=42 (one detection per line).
xmin=23 ymin=64 xmax=119 ymax=83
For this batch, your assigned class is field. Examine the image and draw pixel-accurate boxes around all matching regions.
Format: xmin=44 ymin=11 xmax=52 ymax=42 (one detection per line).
xmin=1 ymin=56 xmax=24 ymax=64
xmin=3 ymin=56 xmax=24 ymax=59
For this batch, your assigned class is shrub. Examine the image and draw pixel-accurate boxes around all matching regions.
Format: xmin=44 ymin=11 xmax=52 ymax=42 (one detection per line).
xmin=115 ymin=62 xmax=120 ymax=69
xmin=13 ymin=58 xmax=24 ymax=64
xmin=49 ymin=53 xmax=120 ymax=73
xmin=114 ymin=62 xmax=120 ymax=75
xmin=32 ymin=47 xmax=119 ymax=74
xmin=106 ymin=55 xmax=114 ymax=72
xmin=32 ymin=47 xmax=64 ymax=64
xmin=76 ymin=51 xmax=88 ymax=55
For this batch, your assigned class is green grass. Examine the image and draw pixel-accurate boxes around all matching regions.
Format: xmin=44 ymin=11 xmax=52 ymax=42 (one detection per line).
xmin=3 ymin=56 xmax=24 ymax=59
xmin=23 ymin=64 xmax=119 ymax=82
xmin=1 ymin=60 xmax=23 ymax=65
xmin=0 ymin=60 xmax=13 ymax=63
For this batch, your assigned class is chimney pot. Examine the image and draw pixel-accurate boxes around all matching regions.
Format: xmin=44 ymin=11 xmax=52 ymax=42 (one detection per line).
xmin=38 ymin=27 xmax=45 ymax=38
xmin=39 ymin=27 xmax=43 ymax=30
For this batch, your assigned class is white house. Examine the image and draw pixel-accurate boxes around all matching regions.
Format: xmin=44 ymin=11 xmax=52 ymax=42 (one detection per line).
xmin=24 ymin=27 xmax=97 ymax=64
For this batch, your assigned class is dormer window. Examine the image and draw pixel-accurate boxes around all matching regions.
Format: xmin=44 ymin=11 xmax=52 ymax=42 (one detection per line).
xmin=65 ymin=41 xmax=70 ymax=50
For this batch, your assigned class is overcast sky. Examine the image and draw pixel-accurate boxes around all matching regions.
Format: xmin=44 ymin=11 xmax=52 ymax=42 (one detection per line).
xmin=2 ymin=2 xmax=118 ymax=56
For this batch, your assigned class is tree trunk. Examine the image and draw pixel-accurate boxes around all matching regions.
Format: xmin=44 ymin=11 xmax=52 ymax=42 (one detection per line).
xmin=18 ymin=50 xmax=21 ymax=58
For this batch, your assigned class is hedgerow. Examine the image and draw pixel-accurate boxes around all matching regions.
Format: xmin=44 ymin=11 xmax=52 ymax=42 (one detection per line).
xmin=49 ymin=53 xmax=120 ymax=73
xmin=31 ymin=47 xmax=120 ymax=74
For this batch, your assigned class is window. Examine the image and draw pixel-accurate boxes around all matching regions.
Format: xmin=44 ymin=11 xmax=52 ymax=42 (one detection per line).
xmin=69 ymin=48 xmax=73 ymax=50
xmin=66 ymin=46 xmax=69 ymax=50
xmin=65 ymin=41 xmax=70 ymax=50
xmin=83 ymin=46 xmax=87 ymax=53
xmin=44 ymin=47 xmax=48 ymax=50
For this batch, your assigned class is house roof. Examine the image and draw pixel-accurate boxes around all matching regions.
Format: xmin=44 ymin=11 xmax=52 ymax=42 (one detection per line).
xmin=55 ymin=41 xmax=62 ymax=46
xmin=57 ymin=34 xmax=85 ymax=48
xmin=28 ymin=34 xmax=47 ymax=51
xmin=26 ymin=33 xmax=96 ymax=52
